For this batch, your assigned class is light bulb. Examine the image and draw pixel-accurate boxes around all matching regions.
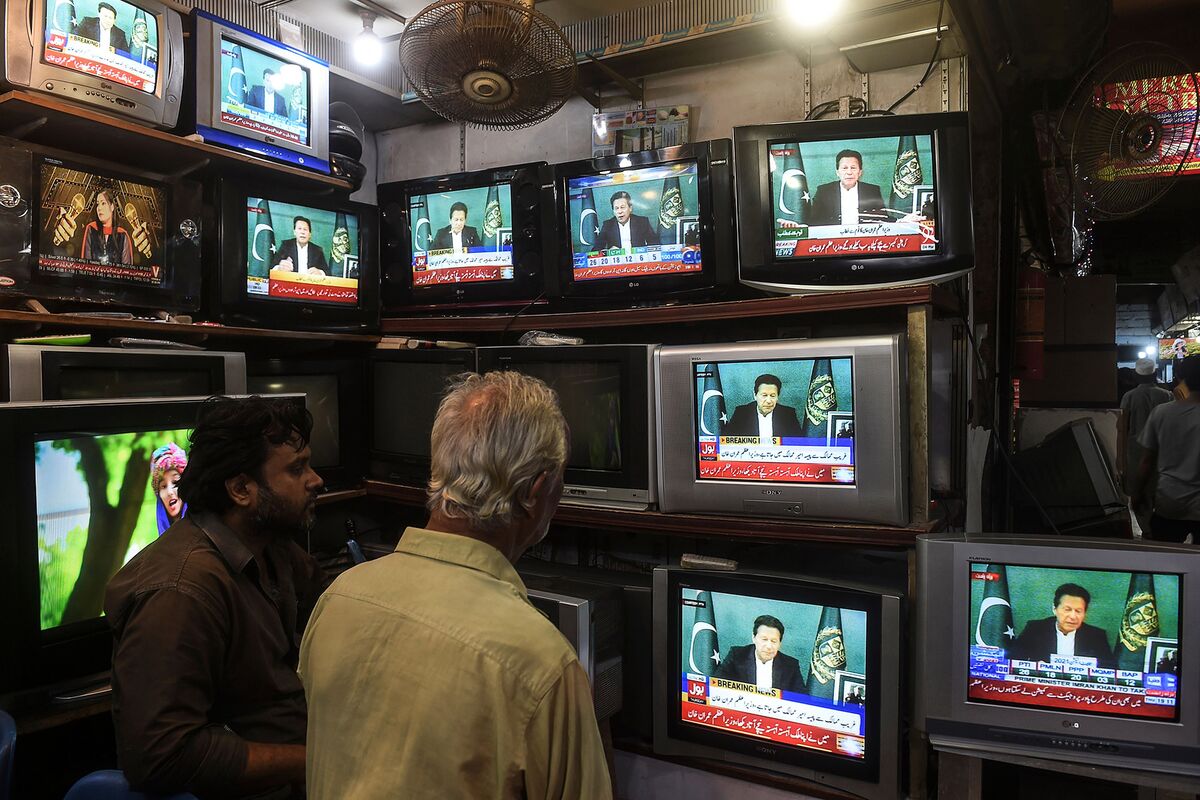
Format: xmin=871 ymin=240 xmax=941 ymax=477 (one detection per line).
xmin=354 ymin=15 xmax=383 ymax=66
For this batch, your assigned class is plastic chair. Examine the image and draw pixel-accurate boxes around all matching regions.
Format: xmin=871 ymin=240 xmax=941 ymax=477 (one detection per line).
xmin=0 ymin=709 xmax=15 ymax=800
xmin=63 ymin=770 xmax=198 ymax=800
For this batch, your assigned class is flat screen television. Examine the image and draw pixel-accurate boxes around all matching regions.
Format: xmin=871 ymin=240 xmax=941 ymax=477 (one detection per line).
xmin=246 ymin=357 xmax=366 ymax=492
xmin=188 ymin=10 xmax=330 ymax=173
xmin=378 ymin=163 xmax=555 ymax=310
xmin=1 ymin=0 xmax=184 ymax=128
xmin=211 ymin=176 xmax=379 ymax=332
xmin=368 ymin=347 xmax=477 ymax=485
xmin=476 ymin=345 xmax=657 ymax=509
xmin=553 ymin=140 xmax=736 ymax=301
xmin=655 ymin=335 xmax=907 ymax=525
xmin=653 ymin=565 xmax=903 ymax=800
xmin=0 ymin=394 xmax=303 ymax=699
xmin=0 ymin=136 xmax=203 ymax=312
xmin=3 ymin=343 xmax=246 ymax=401
xmin=918 ymin=533 xmax=1200 ymax=776
xmin=733 ymin=112 xmax=973 ymax=293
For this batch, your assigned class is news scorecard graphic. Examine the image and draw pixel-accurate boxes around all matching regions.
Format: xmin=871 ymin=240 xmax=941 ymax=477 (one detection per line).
xmin=43 ymin=0 xmax=160 ymax=94
xmin=245 ymin=198 xmax=360 ymax=305
xmin=967 ymin=564 xmax=1181 ymax=721
xmin=219 ymin=37 xmax=311 ymax=147
xmin=567 ymin=161 xmax=702 ymax=281
xmin=408 ymin=183 xmax=514 ymax=287
xmin=1094 ymin=73 xmax=1200 ymax=179
xmin=693 ymin=358 xmax=856 ymax=484
xmin=37 ymin=162 xmax=167 ymax=287
xmin=678 ymin=588 xmax=868 ymax=759
xmin=768 ymin=133 xmax=937 ymax=260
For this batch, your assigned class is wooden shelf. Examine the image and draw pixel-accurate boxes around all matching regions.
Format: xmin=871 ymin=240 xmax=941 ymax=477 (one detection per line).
xmin=365 ymin=480 xmax=936 ymax=547
xmin=0 ymin=91 xmax=353 ymax=190
xmin=316 ymin=487 xmax=368 ymax=506
xmin=0 ymin=309 xmax=380 ymax=344
xmin=382 ymin=285 xmax=959 ymax=335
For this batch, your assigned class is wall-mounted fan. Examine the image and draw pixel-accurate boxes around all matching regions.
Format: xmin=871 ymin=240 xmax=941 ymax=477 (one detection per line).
xmin=400 ymin=0 xmax=577 ymax=130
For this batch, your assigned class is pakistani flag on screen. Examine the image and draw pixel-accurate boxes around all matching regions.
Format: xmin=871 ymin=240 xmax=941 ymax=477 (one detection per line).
xmin=698 ymin=364 xmax=727 ymax=437
xmin=226 ymin=44 xmax=248 ymax=105
xmin=688 ymin=591 xmax=721 ymax=676
xmin=250 ymin=198 xmax=275 ymax=278
xmin=806 ymin=605 xmax=846 ymax=701
xmin=889 ymin=134 xmax=923 ymax=213
xmin=658 ymin=175 xmax=683 ymax=245
xmin=775 ymin=147 xmax=811 ymax=225
xmin=413 ymin=196 xmax=431 ymax=251
xmin=801 ymin=358 xmax=835 ymax=439
xmin=578 ymin=187 xmax=599 ymax=251
xmin=52 ymin=0 xmax=76 ymax=33
xmin=1116 ymin=573 xmax=1159 ymax=671
xmin=483 ymin=184 xmax=503 ymax=243
xmin=975 ymin=564 xmax=1016 ymax=652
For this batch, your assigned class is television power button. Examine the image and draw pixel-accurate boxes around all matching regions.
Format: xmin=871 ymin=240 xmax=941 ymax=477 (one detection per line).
xmin=787 ymin=504 xmax=804 ymax=515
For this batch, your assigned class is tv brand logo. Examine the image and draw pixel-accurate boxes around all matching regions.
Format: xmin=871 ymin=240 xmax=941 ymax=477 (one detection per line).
xmin=565 ymin=488 xmax=587 ymax=496
xmin=1062 ymin=720 xmax=1080 ymax=729
xmin=754 ymin=745 xmax=777 ymax=756
xmin=760 ymin=489 xmax=782 ymax=496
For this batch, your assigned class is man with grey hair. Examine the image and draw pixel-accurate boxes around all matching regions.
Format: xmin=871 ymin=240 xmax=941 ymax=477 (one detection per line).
xmin=299 ymin=372 xmax=612 ymax=799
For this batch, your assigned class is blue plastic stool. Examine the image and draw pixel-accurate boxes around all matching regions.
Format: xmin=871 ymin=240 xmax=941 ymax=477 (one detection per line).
xmin=0 ymin=709 xmax=15 ymax=800
xmin=63 ymin=770 xmax=198 ymax=800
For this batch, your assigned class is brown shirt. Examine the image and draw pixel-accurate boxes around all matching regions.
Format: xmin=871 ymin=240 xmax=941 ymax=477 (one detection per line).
xmin=104 ymin=511 xmax=327 ymax=797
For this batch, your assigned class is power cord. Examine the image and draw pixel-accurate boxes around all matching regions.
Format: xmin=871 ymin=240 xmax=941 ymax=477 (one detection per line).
xmin=884 ymin=0 xmax=946 ymax=113
xmin=501 ymin=291 xmax=547 ymax=344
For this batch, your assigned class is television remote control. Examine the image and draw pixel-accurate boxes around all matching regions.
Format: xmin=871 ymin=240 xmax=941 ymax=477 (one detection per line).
xmin=108 ymin=337 xmax=205 ymax=351
xmin=680 ymin=553 xmax=739 ymax=571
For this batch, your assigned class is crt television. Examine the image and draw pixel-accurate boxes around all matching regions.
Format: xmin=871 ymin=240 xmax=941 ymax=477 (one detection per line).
xmin=919 ymin=533 xmax=1200 ymax=776
xmin=733 ymin=112 xmax=973 ymax=293
xmin=656 ymin=335 xmax=907 ymax=525
xmin=3 ymin=343 xmax=246 ymax=401
xmin=1 ymin=0 xmax=185 ymax=128
xmin=188 ymin=10 xmax=330 ymax=173
xmin=211 ymin=176 xmax=379 ymax=332
xmin=368 ymin=347 xmax=477 ymax=485
xmin=0 ymin=394 xmax=303 ymax=699
xmin=477 ymin=345 xmax=657 ymax=510
xmin=247 ymin=357 xmax=366 ymax=492
xmin=378 ymin=163 xmax=556 ymax=310
xmin=654 ymin=565 xmax=903 ymax=800
xmin=0 ymin=136 xmax=203 ymax=312
xmin=554 ymin=140 xmax=736 ymax=301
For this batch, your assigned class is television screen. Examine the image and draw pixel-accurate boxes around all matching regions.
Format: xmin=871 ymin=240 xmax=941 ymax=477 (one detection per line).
xmin=35 ymin=428 xmax=192 ymax=631
xmin=768 ymin=134 xmax=937 ymax=260
xmin=36 ymin=158 xmax=168 ymax=289
xmin=566 ymin=161 xmax=703 ymax=282
xmin=218 ymin=36 xmax=310 ymax=149
xmin=674 ymin=585 xmax=870 ymax=760
xmin=247 ymin=374 xmax=339 ymax=468
xmin=693 ymin=357 xmax=855 ymax=485
xmin=408 ymin=183 xmax=515 ymax=288
xmin=967 ymin=563 xmax=1180 ymax=721
xmin=245 ymin=197 xmax=360 ymax=306
xmin=372 ymin=360 xmax=461 ymax=460
xmin=42 ymin=0 xmax=159 ymax=95
xmin=58 ymin=367 xmax=212 ymax=400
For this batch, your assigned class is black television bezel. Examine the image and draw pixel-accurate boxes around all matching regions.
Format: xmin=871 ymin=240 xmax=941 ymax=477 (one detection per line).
xmin=0 ymin=137 xmax=203 ymax=312
xmin=367 ymin=347 xmax=477 ymax=485
xmin=246 ymin=356 xmax=367 ymax=492
xmin=476 ymin=345 xmax=653 ymax=500
xmin=660 ymin=568 xmax=885 ymax=784
xmin=733 ymin=112 xmax=973 ymax=292
xmin=378 ymin=163 xmax=556 ymax=311
xmin=552 ymin=139 xmax=736 ymax=302
xmin=211 ymin=176 xmax=380 ymax=332
xmin=0 ymin=396 xmax=299 ymax=697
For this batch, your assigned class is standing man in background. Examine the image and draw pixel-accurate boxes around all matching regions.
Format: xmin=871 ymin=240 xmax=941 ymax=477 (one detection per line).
xmin=1118 ymin=358 xmax=1172 ymax=536
xmin=1133 ymin=355 xmax=1200 ymax=543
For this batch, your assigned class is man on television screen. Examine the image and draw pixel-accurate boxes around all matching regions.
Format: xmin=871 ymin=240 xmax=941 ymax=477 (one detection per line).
xmin=714 ymin=614 xmax=805 ymax=694
xmin=272 ymin=216 xmax=329 ymax=276
xmin=249 ymin=68 xmax=290 ymax=117
xmin=594 ymin=190 xmax=660 ymax=251
xmin=809 ymin=149 xmax=887 ymax=226
xmin=1009 ymin=583 xmax=1115 ymax=668
xmin=431 ymin=202 xmax=481 ymax=252
xmin=76 ymin=2 xmax=129 ymax=54
xmin=723 ymin=373 xmax=804 ymax=441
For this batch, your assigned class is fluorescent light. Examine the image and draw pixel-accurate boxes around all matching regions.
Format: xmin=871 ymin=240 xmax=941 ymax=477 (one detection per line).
xmin=354 ymin=12 xmax=383 ymax=66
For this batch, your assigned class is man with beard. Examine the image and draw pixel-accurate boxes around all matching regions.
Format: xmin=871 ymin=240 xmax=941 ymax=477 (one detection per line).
xmin=300 ymin=372 xmax=611 ymax=799
xmin=105 ymin=396 xmax=328 ymax=798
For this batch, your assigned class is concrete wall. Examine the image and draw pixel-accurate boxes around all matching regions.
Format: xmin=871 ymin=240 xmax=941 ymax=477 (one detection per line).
xmin=377 ymin=51 xmax=967 ymax=182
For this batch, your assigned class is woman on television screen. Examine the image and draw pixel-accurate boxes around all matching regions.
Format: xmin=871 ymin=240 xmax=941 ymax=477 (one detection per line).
xmin=81 ymin=186 xmax=134 ymax=266
xmin=151 ymin=442 xmax=188 ymax=535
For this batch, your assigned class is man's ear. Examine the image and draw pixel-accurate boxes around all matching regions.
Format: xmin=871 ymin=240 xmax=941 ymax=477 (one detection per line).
xmin=225 ymin=473 xmax=256 ymax=510
xmin=519 ymin=471 xmax=550 ymax=515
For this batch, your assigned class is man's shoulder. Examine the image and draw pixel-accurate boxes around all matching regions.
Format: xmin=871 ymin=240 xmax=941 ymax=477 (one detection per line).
xmin=106 ymin=520 xmax=233 ymax=619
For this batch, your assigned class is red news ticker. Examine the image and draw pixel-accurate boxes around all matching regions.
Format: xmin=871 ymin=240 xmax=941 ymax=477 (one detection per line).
xmin=43 ymin=51 xmax=147 ymax=91
xmin=971 ymin=571 xmax=1000 ymax=582
xmin=697 ymin=460 xmax=843 ymax=483
xmin=574 ymin=260 xmax=703 ymax=281
xmin=220 ymin=113 xmax=303 ymax=145
xmin=681 ymin=704 xmax=861 ymax=755
xmin=790 ymin=234 xmax=932 ymax=257
xmin=269 ymin=280 xmax=357 ymax=304
xmin=411 ymin=264 xmax=504 ymax=287
xmin=968 ymin=677 xmax=1176 ymax=720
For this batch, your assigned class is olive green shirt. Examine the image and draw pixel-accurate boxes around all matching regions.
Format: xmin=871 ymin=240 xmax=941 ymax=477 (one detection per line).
xmin=298 ymin=527 xmax=612 ymax=800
